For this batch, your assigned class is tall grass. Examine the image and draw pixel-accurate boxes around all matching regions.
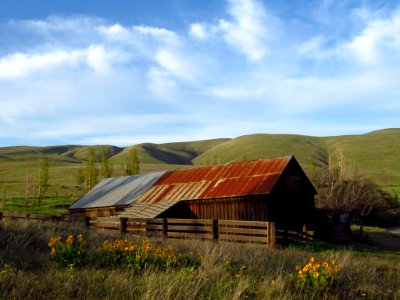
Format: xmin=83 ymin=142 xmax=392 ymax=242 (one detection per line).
xmin=1 ymin=219 xmax=399 ymax=299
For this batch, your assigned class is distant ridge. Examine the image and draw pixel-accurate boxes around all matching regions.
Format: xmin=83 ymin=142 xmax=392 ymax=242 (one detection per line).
xmin=0 ymin=128 xmax=399 ymax=192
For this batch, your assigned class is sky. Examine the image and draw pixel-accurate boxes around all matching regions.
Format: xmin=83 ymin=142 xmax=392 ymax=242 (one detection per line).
xmin=0 ymin=0 xmax=399 ymax=146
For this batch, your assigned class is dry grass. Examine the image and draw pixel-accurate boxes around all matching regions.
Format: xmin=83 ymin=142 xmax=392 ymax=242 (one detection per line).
xmin=1 ymin=220 xmax=399 ymax=299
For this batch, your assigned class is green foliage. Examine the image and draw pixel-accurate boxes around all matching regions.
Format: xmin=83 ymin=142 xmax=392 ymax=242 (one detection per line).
xmin=127 ymin=147 xmax=140 ymax=175
xmin=293 ymin=257 xmax=341 ymax=290
xmin=75 ymin=167 xmax=85 ymax=185
xmin=100 ymin=148 xmax=113 ymax=179
xmin=119 ymin=147 xmax=140 ymax=176
xmin=48 ymin=234 xmax=87 ymax=268
xmin=97 ymin=237 xmax=199 ymax=271
xmin=38 ymin=157 xmax=49 ymax=206
xmin=85 ymin=147 xmax=98 ymax=191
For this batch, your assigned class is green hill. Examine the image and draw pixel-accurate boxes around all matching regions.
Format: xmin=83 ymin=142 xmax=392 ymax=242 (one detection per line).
xmin=110 ymin=139 xmax=230 ymax=165
xmin=0 ymin=129 xmax=399 ymax=199
xmin=192 ymin=129 xmax=400 ymax=194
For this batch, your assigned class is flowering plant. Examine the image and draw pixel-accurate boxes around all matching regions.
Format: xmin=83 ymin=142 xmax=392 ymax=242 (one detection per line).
xmin=48 ymin=234 xmax=87 ymax=267
xmin=97 ymin=237 xmax=198 ymax=270
xmin=293 ymin=257 xmax=341 ymax=289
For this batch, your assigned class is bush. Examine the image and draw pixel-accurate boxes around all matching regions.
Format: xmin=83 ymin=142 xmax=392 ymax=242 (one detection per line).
xmin=48 ymin=234 xmax=87 ymax=268
xmin=97 ymin=237 xmax=199 ymax=271
xmin=293 ymin=257 xmax=341 ymax=290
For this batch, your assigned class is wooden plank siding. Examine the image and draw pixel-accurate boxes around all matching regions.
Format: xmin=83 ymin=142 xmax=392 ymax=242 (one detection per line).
xmin=185 ymin=196 xmax=270 ymax=221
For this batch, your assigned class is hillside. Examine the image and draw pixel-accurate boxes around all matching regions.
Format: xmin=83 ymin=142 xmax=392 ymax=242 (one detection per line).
xmin=0 ymin=129 xmax=399 ymax=199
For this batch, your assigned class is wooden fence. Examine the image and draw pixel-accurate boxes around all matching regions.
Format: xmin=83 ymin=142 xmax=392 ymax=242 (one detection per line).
xmin=86 ymin=217 xmax=277 ymax=248
xmin=0 ymin=212 xmax=314 ymax=248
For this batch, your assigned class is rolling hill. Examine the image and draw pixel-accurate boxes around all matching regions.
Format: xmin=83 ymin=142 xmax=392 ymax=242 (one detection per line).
xmin=0 ymin=128 xmax=399 ymax=198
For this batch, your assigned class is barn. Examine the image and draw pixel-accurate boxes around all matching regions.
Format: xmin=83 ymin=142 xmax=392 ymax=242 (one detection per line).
xmin=69 ymin=171 xmax=167 ymax=217
xmin=117 ymin=156 xmax=317 ymax=229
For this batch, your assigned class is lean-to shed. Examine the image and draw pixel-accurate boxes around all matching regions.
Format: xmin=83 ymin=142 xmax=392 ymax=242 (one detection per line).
xmin=118 ymin=156 xmax=316 ymax=227
xmin=69 ymin=171 xmax=167 ymax=217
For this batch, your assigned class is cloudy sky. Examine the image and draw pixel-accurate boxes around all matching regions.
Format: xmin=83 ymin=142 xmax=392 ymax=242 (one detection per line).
xmin=0 ymin=0 xmax=399 ymax=146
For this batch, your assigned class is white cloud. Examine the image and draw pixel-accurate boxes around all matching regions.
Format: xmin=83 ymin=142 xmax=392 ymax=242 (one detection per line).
xmin=146 ymin=67 xmax=178 ymax=100
xmin=0 ymin=50 xmax=82 ymax=79
xmin=99 ymin=23 xmax=133 ymax=41
xmin=133 ymin=25 xmax=178 ymax=44
xmin=189 ymin=23 xmax=209 ymax=39
xmin=219 ymin=0 xmax=269 ymax=61
xmin=0 ymin=45 xmax=120 ymax=79
xmin=347 ymin=11 xmax=400 ymax=64
xmin=1 ymin=1 xmax=400 ymax=146
xmin=155 ymin=49 xmax=197 ymax=81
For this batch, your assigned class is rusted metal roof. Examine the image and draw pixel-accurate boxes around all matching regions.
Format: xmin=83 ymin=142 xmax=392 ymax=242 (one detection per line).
xmin=135 ymin=156 xmax=292 ymax=205
xmin=69 ymin=171 xmax=168 ymax=209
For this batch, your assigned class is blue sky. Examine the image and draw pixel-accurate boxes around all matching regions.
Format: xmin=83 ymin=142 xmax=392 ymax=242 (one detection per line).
xmin=0 ymin=0 xmax=399 ymax=146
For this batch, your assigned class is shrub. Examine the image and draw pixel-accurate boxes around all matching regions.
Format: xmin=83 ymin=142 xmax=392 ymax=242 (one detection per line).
xmin=97 ymin=237 xmax=199 ymax=271
xmin=293 ymin=257 xmax=341 ymax=290
xmin=48 ymin=234 xmax=87 ymax=268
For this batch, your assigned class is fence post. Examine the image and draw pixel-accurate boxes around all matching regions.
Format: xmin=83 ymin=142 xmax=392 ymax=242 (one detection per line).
xmin=120 ymin=217 xmax=128 ymax=235
xmin=162 ymin=218 xmax=168 ymax=238
xmin=212 ymin=219 xmax=219 ymax=242
xmin=268 ymin=222 xmax=276 ymax=249
xmin=85 ymin=216 xmax=91 ymax=228
xmin=26 ymin=213 xmax=30 ymax=220
xmin=0 ymin=211 xmax=2 ymax=223
xmin=302 ymin=224 xmax=308 ymax=240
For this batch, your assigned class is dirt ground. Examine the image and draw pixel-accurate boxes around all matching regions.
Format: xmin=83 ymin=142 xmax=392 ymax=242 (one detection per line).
xmin=367 ymin=227 xmax=400 ymax=251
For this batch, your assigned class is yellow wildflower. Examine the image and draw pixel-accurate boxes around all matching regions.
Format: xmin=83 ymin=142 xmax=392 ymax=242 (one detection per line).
xmin=77 ymin=234 xmax=83 ymax=242
xmin=66 ymin=235 xmax=74 ymax=246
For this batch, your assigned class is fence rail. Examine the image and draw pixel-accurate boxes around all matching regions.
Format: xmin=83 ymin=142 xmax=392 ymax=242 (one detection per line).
xmin=0 ymin=211 xmax=313 ymax=247
xmin=86 ymin=216 xmax=277 ymax=248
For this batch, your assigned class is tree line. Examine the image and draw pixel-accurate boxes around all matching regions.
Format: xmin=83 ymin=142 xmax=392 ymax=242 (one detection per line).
xmin=310 ymin=148 xmax=398 ymax=235
xmin=75 ymin=147 xmax=140 ymax=192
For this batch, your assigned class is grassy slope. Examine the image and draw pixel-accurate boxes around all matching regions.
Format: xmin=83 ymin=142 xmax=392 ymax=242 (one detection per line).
xmin=192 ymin=129 xmax=400 ymax=193
xmin=0 ymin=129 xmax=399 ymax=213
xmin=192 ymin=134 xmax=329 ymax=168
xmin=110 ymin=138 xmax=229 ymax=165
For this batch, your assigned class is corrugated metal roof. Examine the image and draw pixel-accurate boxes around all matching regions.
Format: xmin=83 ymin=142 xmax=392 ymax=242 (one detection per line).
xmin=135 ymin=156 xmax=292 ymax=205
xmin=118 ymin=201 xmax=178 ymax=219
xmin=70 ymin=171 xmax=168 ymax=209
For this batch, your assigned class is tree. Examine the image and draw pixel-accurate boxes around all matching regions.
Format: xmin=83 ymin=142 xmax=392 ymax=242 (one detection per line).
xmin=100 ymin=148 xmax=113 ymax=179
xmin=38 ymin=157 xmax=49 ymax=206
xmin=85 ymin=147 xmax=98 ymax=191
xmin=127 ymin=147 xmax=140 ymax=175
xmin=25 ymin=159 xmax=36 ymax=207
xmin=75 ymin=167 xmax=85 ymax=185
xmin=314 ymin=169 xmax=395 ymax=236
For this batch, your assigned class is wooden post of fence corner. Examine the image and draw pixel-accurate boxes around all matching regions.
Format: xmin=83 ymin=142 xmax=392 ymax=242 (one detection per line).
xmin=268 ymin=222 xmax=276 ymax=249
xmin=162 ymin=218 xmax=168 ymax=238
xmin=85 ymin=216 xmax=90 ymax=228
xmin=302 ymin=224 xmax=308 ymax=240
xmin=120 ymin=217 xmax=128 ymax=235
xmin=0 ymin=212 xmax=3 ymax=223
xmin=212 ymin=219 xmax=219 ymax=242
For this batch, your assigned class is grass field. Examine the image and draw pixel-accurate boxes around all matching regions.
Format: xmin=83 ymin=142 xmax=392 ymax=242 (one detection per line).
xmin=0 ymin=219 xmax=399 ymax=299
